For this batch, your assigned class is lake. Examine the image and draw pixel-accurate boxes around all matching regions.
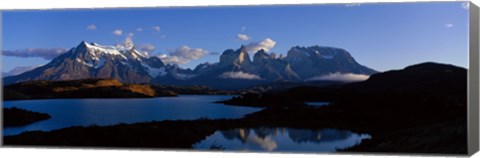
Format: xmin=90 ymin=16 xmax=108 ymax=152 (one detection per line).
xmin=193 ymin=127 xmax=371 ymax=152
xmin=3 ymin=95 xmax=262 ymax=136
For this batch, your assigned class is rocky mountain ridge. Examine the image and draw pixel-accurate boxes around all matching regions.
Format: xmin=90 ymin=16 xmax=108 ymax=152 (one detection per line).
xmin=4 ymin=41 xmax=378 ymax=89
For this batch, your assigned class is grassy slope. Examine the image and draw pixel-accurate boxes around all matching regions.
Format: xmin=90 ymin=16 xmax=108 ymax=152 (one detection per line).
xmin=4 ymin=79 xmax=237 ymax=101
xmin=4 ymin=79 xmax=160 ymax=100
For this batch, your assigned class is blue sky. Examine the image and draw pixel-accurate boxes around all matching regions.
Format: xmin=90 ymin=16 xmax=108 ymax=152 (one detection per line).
xmin=1 ymin=1 xmax=470 ymax=73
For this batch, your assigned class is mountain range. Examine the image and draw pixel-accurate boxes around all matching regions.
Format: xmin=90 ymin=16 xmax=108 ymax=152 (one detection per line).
xmin=3 ymin=41 xmax=377 ymax=89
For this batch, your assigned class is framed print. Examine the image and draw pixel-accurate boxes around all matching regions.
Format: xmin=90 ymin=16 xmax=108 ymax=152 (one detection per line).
xmin=1 ymin=1 xmax=479 ymax=156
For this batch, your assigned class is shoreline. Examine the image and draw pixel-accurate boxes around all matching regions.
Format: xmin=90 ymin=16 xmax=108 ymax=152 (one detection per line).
xmin=3 ymin=105 xmax=467 ymax=154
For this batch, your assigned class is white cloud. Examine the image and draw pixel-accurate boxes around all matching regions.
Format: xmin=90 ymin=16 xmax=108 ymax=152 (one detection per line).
xmin=168 ymin=45 xmax=208 ymax=60
xmin=2 ymin=48 xmax=68 ymax=60
xmin=136 ymin=28 xmax=143 ymax=32
xmin=241 ymin=26 xmax=247 ymax=32
xmin=112 ymin=29 xmax=123 ymax=36
xmin=139 ymin=44 xmax=156 ymax=54
xmin=245 ymin=38 xmax=276 ymax=53
xmin=115 ymin=34 xmax=135 ymax=50
xmin=158 ymin=55 xmax=189 ymax=65
xmin=306 ymin=73 xmax=369 ymax=82
xmin=445 ymin=23 xmax=454 ymax=28
xmin=2 ymin=65 xmax=41 ymax=77
xmin=345 ymin=3 xmax=361 ymax=7
xmin=159 ymin=45 xmax=209 ymax=65
xmin=124 ymin=36 xmax=134 ymax=49
xmin=86 ymin=24 xmax=96 ymax=31
xmin=461 ymin=2 xmax=469 ymax=10
xmin=219 ymin=71 xmax=262 ymax=80
xmin=128 ymin=32 xmax=134 ymax=37
xmin=237 ymin=33 xmax=250 ymax=41
xmin=160 ymin=35 xmax=167 ymax=39
xmin=152 ymin=26 xmax=161 ymax=32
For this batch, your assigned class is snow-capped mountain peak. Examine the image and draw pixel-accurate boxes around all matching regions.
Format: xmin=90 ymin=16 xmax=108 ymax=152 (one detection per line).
xmin=4 ymin=41 xmax=377 ymax=90
xmin=4 ymin=41 xmax=168 ymax=84
xmin=75 ymin=41 xmax=128 ymax=60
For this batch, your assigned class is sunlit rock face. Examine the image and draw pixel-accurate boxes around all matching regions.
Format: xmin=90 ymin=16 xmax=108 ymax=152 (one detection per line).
xmin=219 ymin=45 xmax=253 ymax=69
xmin=4 ymin=41 xmax=166 ymax=85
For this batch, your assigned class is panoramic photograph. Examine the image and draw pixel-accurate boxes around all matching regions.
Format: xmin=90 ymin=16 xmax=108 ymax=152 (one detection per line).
xmin=1 ymin=1 xmax=470 ymax=155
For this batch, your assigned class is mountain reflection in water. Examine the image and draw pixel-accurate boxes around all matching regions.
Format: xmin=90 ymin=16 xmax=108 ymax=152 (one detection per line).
xmin=193 ymin=127 xmax=371 ymax=152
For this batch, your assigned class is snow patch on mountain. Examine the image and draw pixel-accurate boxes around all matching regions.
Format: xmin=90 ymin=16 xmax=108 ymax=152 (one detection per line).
xmin=317 ymin=49 xmax=339 ymax=59
xmin=321 ymin=54 xmax=335 ymax=59
xmin=83 ymin=42 xmax=128 ymax=59
xmin=175 ymin=73 xmax=196 ymax=80
xmin=76 ymin=58 xmax=93 ymax=67
xmin=75 ymin=57 xmax=106 ymax=69
xmin=95 ymin=58 xmax=106 ymax=68
xmin=142 ymin=63 xmax=167 ymax=77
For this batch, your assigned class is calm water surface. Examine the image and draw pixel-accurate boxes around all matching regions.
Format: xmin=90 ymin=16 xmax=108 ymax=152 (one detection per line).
xmin=3 ymin=95 xmax=261 ymax=135
xmin=193 ymin=127 xmax=371 ymax=152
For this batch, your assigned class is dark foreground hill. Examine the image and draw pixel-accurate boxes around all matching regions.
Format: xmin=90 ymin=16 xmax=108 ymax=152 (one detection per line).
xmin=3 ymin=107 xmax=51 ymax=127
xmin=222 ymin=62 xmax=466 ymax=109
xmin=220 ymin=62 xmax=467 ymax=153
